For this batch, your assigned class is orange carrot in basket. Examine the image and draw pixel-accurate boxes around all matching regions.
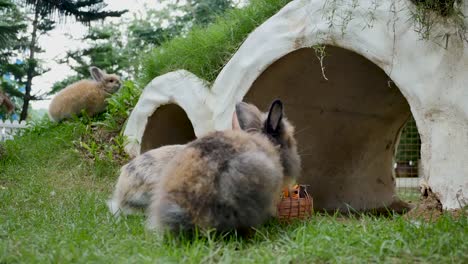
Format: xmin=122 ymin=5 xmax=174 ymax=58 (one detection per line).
xmin=291 ymin=185 xmax=300 ymax=199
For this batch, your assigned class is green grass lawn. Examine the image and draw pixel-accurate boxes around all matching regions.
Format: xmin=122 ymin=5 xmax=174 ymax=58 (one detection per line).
xmin=1 ymin=122 xmax=467 ymax=263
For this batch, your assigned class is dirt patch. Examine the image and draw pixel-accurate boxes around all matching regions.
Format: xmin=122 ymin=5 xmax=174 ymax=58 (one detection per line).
xmin=449 ymin=208 xmax=468 ymax=219
xmin=404 ymin=192 xmax=442 ymax=221
xmin=404 ymin=190 xmax=467 ymax=221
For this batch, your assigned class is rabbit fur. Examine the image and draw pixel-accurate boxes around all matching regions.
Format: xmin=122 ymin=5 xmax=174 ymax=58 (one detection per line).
xmin=107 ymin=105 xmax=253 ymax=217
xmin=108 ymin=144 xmax=185 ymax=216
xmin=48 ymin=67 xmax=121 ymax=122
xmin=147 ymin=99 xmax=301 ymax=233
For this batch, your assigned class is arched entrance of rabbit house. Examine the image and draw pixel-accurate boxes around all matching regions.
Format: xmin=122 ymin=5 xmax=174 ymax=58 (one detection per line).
xmin=140 ymin=104 xmax=196 ymax=154
xmin=244 ymin=46 xmax=417 ymax=212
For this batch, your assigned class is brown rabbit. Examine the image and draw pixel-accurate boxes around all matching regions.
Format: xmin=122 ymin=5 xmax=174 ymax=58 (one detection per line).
xmin=147 ymin=99 xmax=301 ymax=234
xmin=0 ymin=91 xmax=14 ymax=114
xmin=48 ymin=67 xmax=121 ymax=122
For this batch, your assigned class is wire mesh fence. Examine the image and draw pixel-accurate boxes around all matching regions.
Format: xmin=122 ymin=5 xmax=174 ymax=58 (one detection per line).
xmin=394 ymin=116 xmax=421 ymax=202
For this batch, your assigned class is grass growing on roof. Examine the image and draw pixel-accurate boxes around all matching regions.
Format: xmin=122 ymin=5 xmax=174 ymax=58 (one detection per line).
xmin=139 ymin=0 xmax=292 ymax=87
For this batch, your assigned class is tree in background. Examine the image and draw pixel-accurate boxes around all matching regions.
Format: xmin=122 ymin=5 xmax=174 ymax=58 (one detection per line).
xmin=185 ymin=0 xmax=234 ymax=26
xmin=51 ymin=0 xmax=234 ymax=95
xmin=125 ymin=0 xmax=234 ymax=75
xmin=0 ymin=60 xmax=28 ymax=118
xmin=24 ymin=0 xmax=127 ymax=23
xmin=0 ymin=0 xmax=25 ymax=118
xmin=3 ymin=0 xmax=126 ymax=121
xmin=0 ymin=0 xmax=24 ymax=51
xmin=50 ymin=24 xmax=130 ymax=95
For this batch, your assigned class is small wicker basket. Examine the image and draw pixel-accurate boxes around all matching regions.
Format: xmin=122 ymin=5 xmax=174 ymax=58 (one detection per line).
xmin=277 ymin=185 xmax=313 ymax=221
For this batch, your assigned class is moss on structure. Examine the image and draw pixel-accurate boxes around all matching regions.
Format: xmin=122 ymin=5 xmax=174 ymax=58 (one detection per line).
xmin=410 ymin=0 xmax=467 ymax=44
xmin=411 ymin=0 xmax=460 ymax=16
xmin=139 ymin=0 xmax=292 ymax=87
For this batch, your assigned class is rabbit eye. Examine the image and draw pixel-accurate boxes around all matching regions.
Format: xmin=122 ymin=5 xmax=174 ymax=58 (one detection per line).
xmin=109 ymin=80 xmax=114 ymax=83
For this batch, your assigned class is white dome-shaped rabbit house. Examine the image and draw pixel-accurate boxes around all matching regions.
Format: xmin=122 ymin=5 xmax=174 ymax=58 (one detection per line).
xmin=124 ymin=0 xmax=468 ymax=212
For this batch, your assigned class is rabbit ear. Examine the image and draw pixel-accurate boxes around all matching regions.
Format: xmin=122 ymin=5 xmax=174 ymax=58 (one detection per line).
xmin=89 ymin=67 xmax=104 ymax=82
xmin=232 ymin=109 xmax=241 ymax=130
xmin=265 ymin=99 xmax=283 ymax=135
xmin=235 ymin=102 xmax=262 ymax=131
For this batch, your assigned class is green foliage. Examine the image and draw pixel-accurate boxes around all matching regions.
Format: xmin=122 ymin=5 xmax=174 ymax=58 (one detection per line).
xmin=9 ymin=81 xmax=141 ymax=166
xmin=0 ymin=65 xmax=25 ymax=117
xmin=0 ymin=0 xmax=25 ymax=52
xmin=189 ymin=0 xmax=234 ymax=26
xmin=0 ymin=52 xmax=48 ymax=118
xmin=24 ymin=0 xmax=127 ymax=23
xmin=0 ymin=0 xmax=25 ymax=114
xmin=318 ymin=0 xmax=466 ymax=47
xmin=48 ymin=75 xmax=81 ymax=95
xmin=53 ymin=0 xmax=234 ymax=95
xmin=72 ymin=80 xmax=141 ymax=165
xmin=411 ymin=0 xmax=460 ymax=16
xmin=61 ymin=25 xmax=131 ymax=80
xmin=1 ymin=120 xmax=467 ymax=261
xmin=409 ymin=0 xmax=466 ymax=44
xmin=28 ymin=108 xmax=47 ymax=120
xmin=127 ymin=0 xmax=235 ymax=46
xmin=52 ymin=0 xmax=287 ymax=160
xmin=2 ymin=0 xmax=127 ymax=120
xmin=20 ymin=115 xmax=59 ymax=136
xmin=0 ymin=129 xmax=466 ymax=263
xmin=139 ymin=0 xmax=292 ymax=87
xmin=73 ymin=123 xmax=128 ymax=169
xmin=97 ymin=80 xmax=142 ymax=132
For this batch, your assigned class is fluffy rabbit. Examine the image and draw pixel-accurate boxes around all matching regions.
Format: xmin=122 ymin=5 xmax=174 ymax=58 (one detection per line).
xmin=108 ymin=144 xmax=185 ymax=216
xmin=107 ymin=108 xmax=251 ymax=217
xmin=48 ymin=67 xmax=121 ymax=122
xmin=147 ymin=99 xmax=301 ymax=234
xmin=107 ymin=110 xmax=245 ymax=216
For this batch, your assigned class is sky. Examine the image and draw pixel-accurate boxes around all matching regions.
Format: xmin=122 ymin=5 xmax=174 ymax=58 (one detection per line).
xmin=31 ymin=0 xmax=158 ymax=110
